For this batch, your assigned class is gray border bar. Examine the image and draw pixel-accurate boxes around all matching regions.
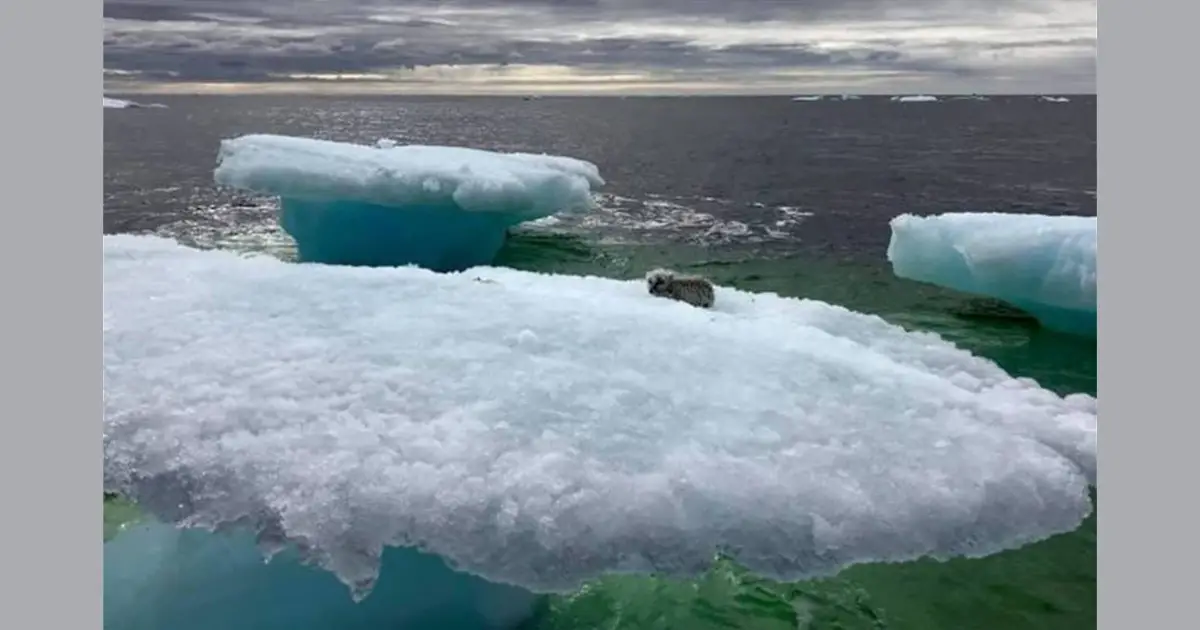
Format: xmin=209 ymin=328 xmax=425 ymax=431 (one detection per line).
xmin=2 ymin=1 xmax=102 ymax=628
xmin=1099 ymin=0 xmax=1192 ymax=627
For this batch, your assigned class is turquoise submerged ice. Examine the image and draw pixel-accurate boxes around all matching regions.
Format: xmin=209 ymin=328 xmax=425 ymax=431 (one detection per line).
xmin=103 ymin=235 xmax=1098 ymax=629
xmin=887 ymin=213 xmax=1097 ymax=336
xmin=212 ymin=134 xmax=604 ymax=271
xmin=105 ymin=520 xmax=537 ymax=630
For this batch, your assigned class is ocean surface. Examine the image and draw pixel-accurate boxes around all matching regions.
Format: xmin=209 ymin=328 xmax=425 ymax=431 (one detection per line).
xmin=103 ymin=94 xmax=1097 ymax=630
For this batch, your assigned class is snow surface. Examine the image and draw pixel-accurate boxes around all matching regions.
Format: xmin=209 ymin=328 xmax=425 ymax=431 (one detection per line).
xmin=212 ymin=134 xmax=604 ymax=271
xmin=887 ymin=213 xmax=1097 ymax=336
xmin=104 ymin=234 xmax=1097 ymax=602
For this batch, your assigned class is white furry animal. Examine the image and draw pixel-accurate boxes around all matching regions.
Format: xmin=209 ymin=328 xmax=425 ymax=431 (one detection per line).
xmin=645 ymin=268 xmax=716 ymax=308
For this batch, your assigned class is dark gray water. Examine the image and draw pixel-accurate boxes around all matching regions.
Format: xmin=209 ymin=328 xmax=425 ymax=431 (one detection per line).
xmin=104 ymin=94 xmax=1095 ymax=258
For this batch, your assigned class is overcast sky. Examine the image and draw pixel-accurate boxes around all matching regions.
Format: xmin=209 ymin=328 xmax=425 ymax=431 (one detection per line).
xmin=103 ymin=0 xmax=1097 ymax=95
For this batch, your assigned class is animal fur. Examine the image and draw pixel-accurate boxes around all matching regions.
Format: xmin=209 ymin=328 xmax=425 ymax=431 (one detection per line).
xmin=645 ymin=268 xmax=715 ymax=308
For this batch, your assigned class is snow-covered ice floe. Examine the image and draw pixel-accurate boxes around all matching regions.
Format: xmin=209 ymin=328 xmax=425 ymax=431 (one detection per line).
xmin=1038 ymin=96 xmax=1071 ymax=103
xmin=891 ymin=95 xmax=939 ymax=103
xmin=887 ymin=212 xmax=1096 ymax=336
xmin=213 ymin=134 xmax=604 ymax=272
xmin=103 ymin=234 xmax=1097 ymax=628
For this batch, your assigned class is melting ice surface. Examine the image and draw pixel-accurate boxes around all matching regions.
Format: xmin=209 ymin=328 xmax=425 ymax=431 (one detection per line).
xmin=887 ymin=212 xmax=1097 ymax=336
xmin=103 ymin=235 xmax=1097 ymax=628
xmin=213 ymin=134 xmax=604 ymax=272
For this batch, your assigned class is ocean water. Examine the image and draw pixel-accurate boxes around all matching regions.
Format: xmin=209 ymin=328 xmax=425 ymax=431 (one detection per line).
xmin=104 ymin=94 xmax=1097 ymax=630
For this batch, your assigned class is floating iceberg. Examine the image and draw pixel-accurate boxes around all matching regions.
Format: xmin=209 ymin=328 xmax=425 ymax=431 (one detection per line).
xmin=104 ymin=96 xmax=166 ymax=109
xmin=213 ymin=134 xmax=604 ymax=272
xmin=104 ymin=233 xmax=1097 ymax=626
xmin=887 ymin=213 xmax=1096 ymax=336
xmin=892 ymin=95 xmax=939 ymax=103
xmin=1039 ymin=96 xmax=1071 ymax=103
xmin=791 ymin=95 xmax=823 ymax=101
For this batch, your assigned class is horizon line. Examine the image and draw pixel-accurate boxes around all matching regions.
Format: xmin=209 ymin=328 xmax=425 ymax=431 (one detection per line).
xmin=104 ymin=90 xmax=1099 ymax=98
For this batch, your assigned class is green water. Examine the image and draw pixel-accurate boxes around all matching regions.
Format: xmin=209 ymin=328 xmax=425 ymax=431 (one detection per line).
xmin=104 ymin=232 xmax=1096 ymax=630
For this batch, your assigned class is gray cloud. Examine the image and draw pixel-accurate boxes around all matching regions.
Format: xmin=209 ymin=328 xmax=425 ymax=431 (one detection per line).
xmin=103 ymin=0 xmax=1096 ymax=92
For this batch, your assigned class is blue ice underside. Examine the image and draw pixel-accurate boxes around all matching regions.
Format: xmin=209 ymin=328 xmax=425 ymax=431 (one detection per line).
xmin=104 ymin=521 xmax=539 ymax=630
xmin=279 ymin=198 xmax=519 ymax=272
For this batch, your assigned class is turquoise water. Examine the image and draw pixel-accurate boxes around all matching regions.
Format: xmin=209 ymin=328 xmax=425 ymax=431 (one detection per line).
xmin=104 ymin=231 xmax=1096 ymax=630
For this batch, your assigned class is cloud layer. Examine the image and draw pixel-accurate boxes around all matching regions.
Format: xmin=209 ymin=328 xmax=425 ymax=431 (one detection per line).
xmin=103 ymin=0 xmax=1097 ymax=94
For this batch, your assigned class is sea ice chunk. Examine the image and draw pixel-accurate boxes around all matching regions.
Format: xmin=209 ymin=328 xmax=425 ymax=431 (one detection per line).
xmin=212 ymin=134 xmax=604 ymax=271
xmin=887 ymin=212 xmax=1096 ymax=336
xmin=103 ymin=234 xmax=1097 ymax=603
xmin=104 ymin=520 xmax=537 ymax=630
xmin=891 ymin=95 xmax=939 ymax=102
xmin=104 ymin=96 xmax=166 ymax=109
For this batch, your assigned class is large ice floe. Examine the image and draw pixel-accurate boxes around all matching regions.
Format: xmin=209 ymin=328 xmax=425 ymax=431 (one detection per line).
xmin=212 ymin=134 xmax=604 ymax=272
xmin=104 ymin=234 xmax=1097 ymax=629
xmin=887 ymin=212 xmax=1097 ymax=336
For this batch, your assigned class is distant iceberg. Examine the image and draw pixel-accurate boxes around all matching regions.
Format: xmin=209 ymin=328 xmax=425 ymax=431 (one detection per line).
xmin=103 ymin=233 xmax=1097 ymax=629
xmin=887 ymin=212 xmax=1096 ymax=336
xmin=892 ymin=95 xmax=939 ymax=103
xmin=837 ymin=94 xmax=862 ymax=100
xmin=791 ymin=95 xmax=823 ymax=101
xmin=1039 ymin=96 xmax=1071 ymax=103
xmin=213 ymin=135 xmax=604 ymax=272
xmin=104 ymin=96 xmax=166 ymax=109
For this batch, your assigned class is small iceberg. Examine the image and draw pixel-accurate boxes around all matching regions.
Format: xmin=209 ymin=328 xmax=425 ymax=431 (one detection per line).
xmin=104 ymin=234 xmax=1097 ymax=629
xmin=791 ymin=95 xmax=823 ymax=102
xmin=891 ymin=95 xmax=939 ymax=103
xmin=212 ymin=134 xmax=604 ymax=272
xmin=887 ymin=212 xmax=1096 ymax=337
xmin=104 ymin=96 xmax=167 ymax=109
xmin=951 ymin=94 xmax=990 ymax=101
xmin=837 ymin=94 xmax=862 ymax=101
xmin=1039 ymin=96 xmax=1071 ymax=103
